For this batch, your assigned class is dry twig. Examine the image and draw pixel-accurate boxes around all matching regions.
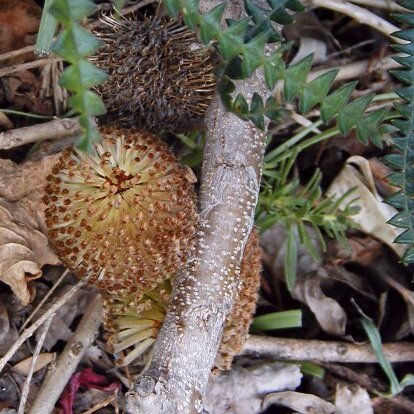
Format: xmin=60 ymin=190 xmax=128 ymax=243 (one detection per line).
xmin=0 ymin=118 xmax=81 ymax=150
xmin=0 ymin=275 xmax=90 ymax=374
xmin=17 ymin=316 xmax=54 ymax=414
xmin=29 ymin=294 xmax=103 ymax=414
xmin=242 ymin=335 xmax=414 ymax=363
xmin=20 ymin=269 xmax=69 ymax=333
xmin=125 ymin=1 xmax=267 ymax=412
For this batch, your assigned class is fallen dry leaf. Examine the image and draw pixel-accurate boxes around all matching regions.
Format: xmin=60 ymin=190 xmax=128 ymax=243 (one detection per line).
xmin=326 ymin=155 xmax=406 ymax=257
xmin=12 ymin=352 xmax=55 ymax=376
xmin=0 ymin=0 xmax=41 ymax=55
xmin=0 ymin=155 xmax=60 ymax=305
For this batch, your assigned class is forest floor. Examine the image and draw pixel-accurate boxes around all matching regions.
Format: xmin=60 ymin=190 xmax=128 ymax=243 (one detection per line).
xmin=0 ymin=0 xmax=413 ymax=413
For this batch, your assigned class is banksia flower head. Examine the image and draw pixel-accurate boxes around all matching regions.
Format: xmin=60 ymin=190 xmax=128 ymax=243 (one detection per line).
xmin=92 ymin=15 xmax=216 ymax=133
xmin=103 ymin=280 xmax=172 ymax=367
xmin=43 ymin=125 xmax=197 ymax=300
xmin=104 ymin=230 xmax=262 ymax=370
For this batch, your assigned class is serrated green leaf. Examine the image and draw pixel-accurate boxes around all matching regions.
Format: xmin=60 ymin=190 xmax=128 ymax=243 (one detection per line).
xmin=50 ymin=0 xmax=96 ymax=25
xmin=59 ymin=60 xmax=108 ymax=91
xmin=264 ymin=50 xmax=286 ymax=89
xmin=299 ymin=69 xmax=338 ymax=114
xmin=320 ymin=81 xmax=356 ymax=124
xmin=241 ymin=31 xmax=269 ymax=76
xmin=356 ymin=107 xmax=388 ymax=146
xmin=53 ymin=25 xmax=101 ymax=62
xmin=284 ymin=54 xmax=313 ymax=102
xmin=265 ymin=97 xmax=283 ymax=121
xmin=219 ymin=18 xmax=250 ymax=60
xmin=200 ymin=3 xmax=226 ymax=44
xmin=70 ymin=91 xmax=106 ymax=116
xmin=232 ymin=93 xmax=249 ymax=115
xmin=338 ymin=93 xmax=374 ymax=135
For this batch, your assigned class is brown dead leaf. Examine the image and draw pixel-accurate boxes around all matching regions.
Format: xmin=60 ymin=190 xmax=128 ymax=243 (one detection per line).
xmin=0 ymin=155 xmax=60 ymax=305
xmin=0 ymin=0 xmax=41 ymax=55
xmin=293 ymin=269 xmax=347 ymax=336
xmin=11 ymin=352 xmax=55 ymax=376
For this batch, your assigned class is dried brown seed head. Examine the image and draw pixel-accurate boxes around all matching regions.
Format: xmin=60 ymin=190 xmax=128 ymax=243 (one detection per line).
xmin=92 ymin=15 xmax=216 ymax=133
xmin=44 ymin=125 xmax=198 ymax=300
xmin=214 ymin=229 xmax=262 ymax=371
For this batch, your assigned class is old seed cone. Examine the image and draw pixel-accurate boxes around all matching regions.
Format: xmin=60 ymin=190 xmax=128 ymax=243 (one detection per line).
xmin=92 ymin=15 xmax=216 ymax=133
xmin=43 ymin=125 xmax=197 ymax=300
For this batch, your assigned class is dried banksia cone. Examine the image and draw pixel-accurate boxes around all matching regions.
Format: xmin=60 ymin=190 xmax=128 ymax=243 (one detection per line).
xmin=214 ymin=229 xmax=262 ymax=371
xmin=43 ymin=125 xmax=197 ymax=300
xmin=103 ymin=280 xmax=172 ymax=367
xmin=92 ymin=15 xmax=216 ymax=133
xmin=103 ymin=230 xmax=261 ymax=370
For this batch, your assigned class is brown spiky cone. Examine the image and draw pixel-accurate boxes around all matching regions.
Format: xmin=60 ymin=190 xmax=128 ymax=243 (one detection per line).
xmin=92 ymin=14 xmax=216 ymax=133
xmin=43 ymin=125 xmax=198 ymax=302
xmin=103 ymin=229 xmax=262 ymax=370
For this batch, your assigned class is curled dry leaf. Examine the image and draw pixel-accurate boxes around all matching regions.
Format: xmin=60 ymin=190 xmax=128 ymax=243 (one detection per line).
xmin=262 ymin=391 xmax=338 ymax=414
xmin=0 ymin=155 xmax=60 ymax=305
xmin=326 ymin=155 xmax=406 ymax=257
xmin=293 ymin=269 xmax=347 ymax=336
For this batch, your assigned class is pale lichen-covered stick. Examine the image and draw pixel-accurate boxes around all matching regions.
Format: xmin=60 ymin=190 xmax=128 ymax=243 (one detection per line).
xmin=126 ymin=83 xmax=267 ymax=412
xmin=103 ymin=229 xmax=261 ymax=371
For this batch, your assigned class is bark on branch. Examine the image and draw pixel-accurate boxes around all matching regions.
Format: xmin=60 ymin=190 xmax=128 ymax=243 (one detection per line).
xmin=125 ymin=4 xmax=267 ymax=409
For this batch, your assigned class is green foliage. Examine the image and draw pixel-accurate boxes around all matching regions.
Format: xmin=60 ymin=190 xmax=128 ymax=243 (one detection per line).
xmin=40 ymin=0 xmax=108 ymax=152
xmin=251 ymin=309 xmax=302 ymax=331
xmin=384 ymin=2 xmax=414 ymax=263
xmin=354 ymin=300 xmax=414 ymax=396
xmin=163 ymin=0 xmax=387 ymax=147
xmin=256 ymin=150 xmax=357 ymax=291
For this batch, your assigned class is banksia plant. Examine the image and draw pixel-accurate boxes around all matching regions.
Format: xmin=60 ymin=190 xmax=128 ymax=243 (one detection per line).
xmin=214 ymin=229 xmax=262 ymax=371
xmin=43 ymin=125 xmax=198 ymax=301
xmin=103 ymin=230 xmax=262 ymax=370
xmin=103 ymin=280 xmax=172 ymax=367
xmin=92 ymin=15 xmax=216 ymax=133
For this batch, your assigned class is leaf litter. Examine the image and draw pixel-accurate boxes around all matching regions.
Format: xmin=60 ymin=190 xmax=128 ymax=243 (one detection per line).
xmin=0 ymin=0 xmax=413 ymax=413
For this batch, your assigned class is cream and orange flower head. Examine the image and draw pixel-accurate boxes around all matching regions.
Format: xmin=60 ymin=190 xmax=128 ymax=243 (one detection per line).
xmin=43 ymin=126 xmax=197 ymax=300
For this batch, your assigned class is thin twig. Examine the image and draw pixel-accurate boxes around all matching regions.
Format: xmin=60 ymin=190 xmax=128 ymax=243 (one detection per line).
xmin=20 ymin=269 xmax=70 ymax=333
xmin=0 ymin=118 xmax=81 ymax=150
xmin=309 ymin=0 xmax=402 ymax=42
xmin=0 ymin=57 xmax=59 ymax=78
xmin=17 ymin=315 xmax=54 ymax=414
xmin=29 ymin=294 xmax=102 ymax=414
xmin=80 ymin=392 xmax=118 ymax=414
xmin=0 ymin=275 xmax=90 ymax=374
xmin=242 ymin=335 xmax=414 ymax=363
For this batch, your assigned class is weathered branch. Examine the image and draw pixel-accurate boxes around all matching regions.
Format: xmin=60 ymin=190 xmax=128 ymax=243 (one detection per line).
xmin=0 ymin=118 xmax=80 ymax=150
xmin=242 ymin=335 xmax=414 ymax=363
xmin=125 ymin=3 xmax=267 ymax=411
xmin=29 ymin=294 xmax=102 ymax=414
